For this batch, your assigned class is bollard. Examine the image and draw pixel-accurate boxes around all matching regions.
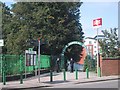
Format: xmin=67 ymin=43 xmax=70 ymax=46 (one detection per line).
xmin=0 ymin=55 xmax=2 ymax=82
xmin=2 ymin=56 xmax=6 ymax=85
xmin=98 ymin=67 xmax=101 ymax=77
xmin=63 ymin=69 xmax=66 ymax=81
xmin=3 ymin=71 xmax=6 ymax=85
xmin=86 ymin=68 xmax=89 ymax=79
xmin=50 ymin=70 xmax=53 ymax=82
xmin=20 ymin=55 xmax=23 ymax=84
xmin=75 ymin=69 xmax=78 ymax=80
xmin=20 ymin=71 xmax=23 ymax=84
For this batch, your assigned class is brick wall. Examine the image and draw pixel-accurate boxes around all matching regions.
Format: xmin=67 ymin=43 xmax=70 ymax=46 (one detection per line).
xmin=100 ymin=58 xmax=120 ymax=76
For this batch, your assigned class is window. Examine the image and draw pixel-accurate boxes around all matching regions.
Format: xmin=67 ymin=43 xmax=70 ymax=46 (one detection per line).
xmin=89 ymin=41 xmax=92 ymax=44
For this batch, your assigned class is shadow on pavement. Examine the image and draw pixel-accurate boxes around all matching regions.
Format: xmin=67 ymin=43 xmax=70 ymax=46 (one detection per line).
xmin=41 ymin=73 xmax=60 ymax=77
xmin=44 ymin=80 xmax=70 ymax=84
xmin=2 ymin=85 xmax=52 ymax=90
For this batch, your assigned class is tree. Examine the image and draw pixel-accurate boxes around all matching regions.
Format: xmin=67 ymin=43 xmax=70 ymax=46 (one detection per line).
xmin=3 ymin=2 xmax=84 ymax=56
xmin=1 ymin=3 xmax=13 ymax=54
xmin=99 ymin=28 xmax=120 ymax=57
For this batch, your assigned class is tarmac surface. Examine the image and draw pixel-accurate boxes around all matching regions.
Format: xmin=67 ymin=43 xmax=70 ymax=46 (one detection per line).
xmin=0 ymin=71 xmax=119 ymax=89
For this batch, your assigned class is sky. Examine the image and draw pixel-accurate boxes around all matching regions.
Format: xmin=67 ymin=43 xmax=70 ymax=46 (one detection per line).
xmin=80 ymin=2 xmax=118 ymax=38
xmin=1 ymin=0 xmax=119 ymax=38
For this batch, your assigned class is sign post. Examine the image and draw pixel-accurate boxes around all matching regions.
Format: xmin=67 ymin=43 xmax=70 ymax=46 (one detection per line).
xmin=93 ymin=18 xmax=102 ymax=77
xmin=38 ymin=38 xmax=40 ymax=83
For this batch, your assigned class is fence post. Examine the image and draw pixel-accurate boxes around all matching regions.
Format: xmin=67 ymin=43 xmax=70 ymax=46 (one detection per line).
xmin=2 ymin=56 xmax=6 ymax=85
xmin=50 ymin=70 xmax=53 ymax=82
xmin=0 ymin=55 xmax=2 ymax=82
xmin=86 ymin=68 xmax=89 ymax=79
xmin=75 ymin=69 xmax=78 ymax=80
xmin=63 ymin=69 xmax=66 ymax=81
xmin=3 ymin=70 xmax=6 ymax=85
xmin=20 ymin=55 xmax=23 ymax=84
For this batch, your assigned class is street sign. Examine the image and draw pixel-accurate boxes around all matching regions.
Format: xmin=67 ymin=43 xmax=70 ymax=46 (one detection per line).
xmin=93 ymin=18 xmax=102 ymax=28
xmin=0 ymin=39 xmax=4 ymax=46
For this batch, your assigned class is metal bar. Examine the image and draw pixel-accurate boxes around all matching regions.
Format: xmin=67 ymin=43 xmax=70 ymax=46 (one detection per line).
xmin=97 ymin=28 xmax=99 ymax=76
xmin=75 ymin=69 xmax=78 ymax=80
xmin=2 ymin=57 xmax=6 ymax=85
xmin=35 ymin=55 xmax=37 ymax=76
xmin=0 ymin=55 xmax=2 ymax=77
xmin=25 ymin=51 xmax=27 ymax=79
xmin=3 ymin=70 xmax=6 ymax=85
xmin=20 ymin=71 xmax=23 ymax=84
xmin=20 ymin=55 xmax=23 ymax=84
xmin=98 ymin=67 xmax=101 ymax=77
xmin=86 ymin=68 xmax=89 ymax=79
xmin=63 ymin=69 xmax=66 ymax=81
xmin=38 ymin=40 xmax=40 ymax=83
xmin=50 ymin=70 xmax=53 ymax=82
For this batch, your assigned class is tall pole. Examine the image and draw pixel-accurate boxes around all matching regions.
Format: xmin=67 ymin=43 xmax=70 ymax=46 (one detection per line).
xmin=0 ymin=3 xmax=2 ymax=55
xmin=38 ymin=40 xmax=40 ymax=83
xmin=93 ymin=18 xmax=102 ymax=76
xmin=25 ymin=51 xmax=26 ymax=79
xmin=97 ymin=28 xmax=99 ymax=75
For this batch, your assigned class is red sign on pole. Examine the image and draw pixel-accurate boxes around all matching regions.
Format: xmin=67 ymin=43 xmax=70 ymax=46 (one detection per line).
xmin=93 ymin=18 xmax=102 ymax=28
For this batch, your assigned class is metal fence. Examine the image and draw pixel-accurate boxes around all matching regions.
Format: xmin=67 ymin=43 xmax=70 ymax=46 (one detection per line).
xmin=0 ymin=54 xmax=51 ymax=76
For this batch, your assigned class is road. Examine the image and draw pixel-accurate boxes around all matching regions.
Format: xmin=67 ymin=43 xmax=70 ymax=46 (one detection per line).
xmin=22 ymin=79 xmax=119 ymax=89
xmin=59 ymin=80 xmax=119 ymax=88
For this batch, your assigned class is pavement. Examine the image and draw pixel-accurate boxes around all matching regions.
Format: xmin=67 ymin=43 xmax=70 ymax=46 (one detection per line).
xmin=0 ymin=71 xmax=119 ymax=89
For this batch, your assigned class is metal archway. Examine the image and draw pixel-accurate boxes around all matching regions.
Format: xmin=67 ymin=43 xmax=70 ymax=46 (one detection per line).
xmin=60 ymin=41 xmax=86 ymax=70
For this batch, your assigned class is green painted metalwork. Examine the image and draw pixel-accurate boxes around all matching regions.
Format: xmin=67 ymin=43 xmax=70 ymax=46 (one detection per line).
xmin=20 ymin=55 xmax=23 ymax=84
xmin=86 ymin=68 xmax=89 ymax=79
xmin=50 ymin=70 xmax=53 ymax=82
xmin=61 ymin=41 xmax=86 ymax=69
xmin=3 ymin=70 xmax=6 ymax=85
xmin=2 ymin=55 xmax=6 ymax=85
xmin=0 ymin=54 xmax=51 ymax=78
xmin=0 ymin=55 xmax=2 ymax=77
xmin=98 ymin=67 xmax=101 ymax=77
xmin=63 ymin=69 xmax=66 ymax=81
xmin=75 ymin=69 xmax=78 ymax=80
xmin=39 ymin=55 xmax=51 ymax=69
xmin=28 ymin=48 xmax=33 ymax=51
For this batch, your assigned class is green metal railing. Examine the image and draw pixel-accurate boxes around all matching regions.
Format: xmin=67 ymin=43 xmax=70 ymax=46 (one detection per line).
xmin=0 ymin=55 xmax=21 ymax=76
xmin=0 ymin=54 xmax=51 ymax=78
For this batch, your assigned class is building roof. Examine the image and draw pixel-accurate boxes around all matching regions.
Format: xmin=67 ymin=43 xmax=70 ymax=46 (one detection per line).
xmin=94 ymin=35 xmax=105 ymax=39
xmin=85 ymin=37 xmax=96 ymax=40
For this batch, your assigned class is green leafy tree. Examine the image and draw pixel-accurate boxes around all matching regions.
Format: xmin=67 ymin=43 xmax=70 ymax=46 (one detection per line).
xmin=1 ymin=3 xmax=13 ymax=54
xmin=99 ymin=28 xmax=120 ymax=57
xmin=3 ymin=2 xmax=84 ymax=56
